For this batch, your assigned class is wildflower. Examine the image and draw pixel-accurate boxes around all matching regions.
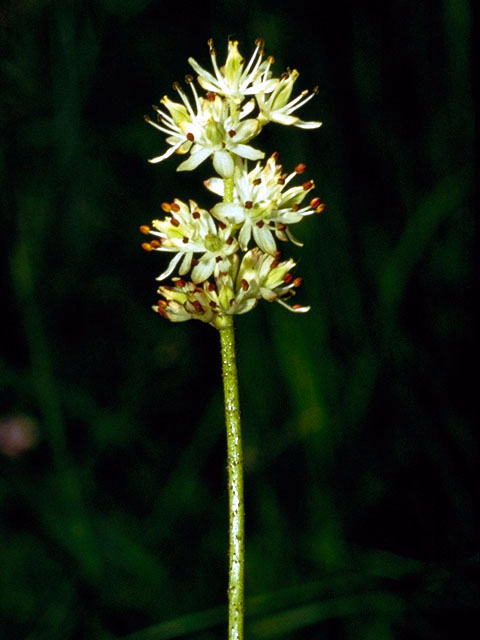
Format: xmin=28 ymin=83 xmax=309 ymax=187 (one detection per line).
xmin=256 ymin=69 xmax=322 ymax=129
xmin=154 ymin=248 xmax=309 ymax=328
xmin=145 ymin=82 xmax=264 ymax=176
xmin=188 ymin=38 xmax=278 ymax=105
xmin=140 ymin=198 xmax=238 ymax=282
xmin=206 ymin=153 xmax=325 ymax=252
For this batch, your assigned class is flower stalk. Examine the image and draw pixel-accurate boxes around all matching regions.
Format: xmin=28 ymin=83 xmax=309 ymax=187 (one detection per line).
xmin=219 ymin=322 xmax=245 ymax=640
xmin=140 ymin=36 xmax=323 ymax=640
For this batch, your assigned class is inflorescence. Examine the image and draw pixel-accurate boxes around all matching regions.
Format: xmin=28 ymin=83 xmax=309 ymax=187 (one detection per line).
xmin=141 ymin=38 xmax=324 ymax=329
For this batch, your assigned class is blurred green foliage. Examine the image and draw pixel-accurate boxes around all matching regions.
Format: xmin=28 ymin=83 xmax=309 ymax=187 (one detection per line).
xmin=0 ymin=1 xmax=476 ymax=639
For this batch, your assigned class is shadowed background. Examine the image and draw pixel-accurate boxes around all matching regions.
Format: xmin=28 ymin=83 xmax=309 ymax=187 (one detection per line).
xmin=0 ymin=0 xmax=477 ymax=638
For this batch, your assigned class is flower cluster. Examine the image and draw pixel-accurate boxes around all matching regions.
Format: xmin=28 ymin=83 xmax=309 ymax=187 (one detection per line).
xmin=141 ymin=38 xmax=324 ymax=329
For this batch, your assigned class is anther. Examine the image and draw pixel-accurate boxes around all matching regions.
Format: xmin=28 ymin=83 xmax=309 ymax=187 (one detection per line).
xmin=295 ymin=163 xmax=307 ymax=173
xmin=302 ymin=180 xmax=314 ymax=190
xmin=241 ymin=279 xmax=249 ymax=291
xmin=176 ymin=278 xmax=186 ymax=288
xmin=207 ymin=38 xmax=214 ymax=49
xmin=208 ymin=282 xmax=216 ymax=291
xmin=171 ymin=202 xmax=180 ymax=212
xmin=255 ymin=37 xmax=264 ymax=48
xmin=245 ymin=201 xmax=253 ymax=209
xmin=141 ymin=242 xmax=152 ymax=252
xmin=229 ymin=298 xmax=236 ymax=307
xmin=161 ymin=202 xmax=171 ymax=212
xmin=226 ymin=236 xmax=233 ymax=245
xmin=292 ymin=304 xmax=303 ymax=310
xmin=270 ymin=260 xmax=280 ymax=269
xmin=218 ymin=221 xmax=227 ymax=230
xmin=277 ymin=178 xmax=285 ymax=185
xmin=274 ymin=250 xmax=283 ymax=259
xmin=283 ymin=273 xmax=293 ymax=283
xmin=186 ymin=132 xmax=195 ymax=142
xmin=150 ymin=240 xmax=161 ymax=248
xmin=228 ymin=129 xmax=236 ymax=138
xmin=206 ymin=91 xmax=216 ymax=101
xmin=182 ymin=236 xmax=189 ymax=244
xmin=172 ymin=81 xmax=181 ymax=91
xmin=192 ymin=258 xmax=199 ymax=266
xmin=209 ymin=301 xmax=217 ymax=308
xmin=272 ymin=151 xmax=280 ymax=162
xmin=192 ymin=211 xmax=201 ymax=219
xmin=256 ymin=221 xmax=265 ymax=228
xmin=313 ymin=86 xmax=319 ymax=94
xmin=192 ymin=300 xmax=204 ymax=313
xmin=216 ymin=256 xmax=223 ymax=263
xmin=253 ymin=178 xmax=261 ymax=186
xmin=185 ymin=74 xmax=193 ymax=83
xmin=144 ymin=115 xmax=151 ymax=123
xmin=267 ymin=55 xmax=275 ymax=64
xmin=292 ymin=204 xmax=300 ymax=212
xmin=139 ymin=225 xmax=151 ymax=235
xmin=170 ymin=218 xmax=180 ymax=227
xmin=277 ymin=223 xmax=287 ymax=230
xmin=293 ymin=277 xmax=303 ymax=288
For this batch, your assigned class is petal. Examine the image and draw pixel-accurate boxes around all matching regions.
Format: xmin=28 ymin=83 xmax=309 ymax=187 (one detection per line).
xmin=155 ymin=251 xmax=184 ymax=280
xmin=231 ymin=143 xmax=265 ymax=161
xmin=212 ymin=203 xmax=246 ymax=224
xmin=203 ymin=177 xmax=224 ymax=196
xmin=238 ymin=222 xmax=252 ymax=250
xmin=191 ymin=257 xmax=215 ymax=283
xmin=213 ymin=150 xmax=234 ymax=178
xmin=253 ymin=226 xmax=277 ymax=255
xmin=148 ymin=139 xmax=186 ymax=164
xmin=177 ymin=147 xmax=212 ymax=171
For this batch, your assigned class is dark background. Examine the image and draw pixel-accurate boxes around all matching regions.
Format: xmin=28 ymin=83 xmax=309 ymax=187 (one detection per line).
xmin=0 ymin=1 xmax=477 ymax=638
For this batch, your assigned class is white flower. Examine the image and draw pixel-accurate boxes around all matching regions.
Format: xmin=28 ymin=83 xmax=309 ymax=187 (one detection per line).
xmin=206 ymin=153 xmax=325 ymax=252
xmin=256 ymin=68 xmax=322 ymax=129
xmin=188 ymin=38 xmax=278 ymax=105
xmin=140 ymin=198 xmax=238 ymax=282
xmin=145 ymin=81 xmax=264 ymax=175
xmin=153 ymin=248 xmax=308 ymax=327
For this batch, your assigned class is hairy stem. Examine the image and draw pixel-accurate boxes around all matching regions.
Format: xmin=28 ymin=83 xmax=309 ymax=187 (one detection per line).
xmin=219 ymin=322 xmax=244 ymax=640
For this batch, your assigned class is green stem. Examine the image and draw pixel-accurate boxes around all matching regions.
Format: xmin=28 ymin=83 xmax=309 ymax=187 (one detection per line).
xmin=219 ymin=322 xmax=244 ymax=640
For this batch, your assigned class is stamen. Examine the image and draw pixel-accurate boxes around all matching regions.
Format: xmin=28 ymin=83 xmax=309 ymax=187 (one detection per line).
xmin=253 ymin=178 xmax=262 ymax=186
xmin=141 ymin=242 xmax=153 ymax=252
xmin=139 ymin=225 xmax=151 ymax=235
xmin=170 ymin=218 xmax=180 ymax=227
xmin=293 ymin=277 xmax=303 ymax=287
xmin=283 ymin=273 xmax=293 ymax=283
xmin=302 ymin=180 xmax=314 ymax=190
xmin=150 ymin=240 xmax=161 ymax=248
xmin=185 ymin=74 xmax=193 ymax=83
xmin=171 ymin=202 xmax=180 ymax=212
xmin=161 ymin=202 xmax=171 ymax=212
xmin=295 ymin=163 xmax=307 ymax=173
xmin=240 ymin=279 xmax=249 ymax=291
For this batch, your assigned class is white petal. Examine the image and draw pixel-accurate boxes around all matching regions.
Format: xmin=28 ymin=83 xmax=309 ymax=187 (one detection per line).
xmin=238 ymin=222 xmax=252 ymax=250
xmin=177 ymin=147 xmax=212 ymax=171
xmin=212 ymin=202 xmax=246 ymax=224
xmin=148 ymin=139 xmax=185 ymax=164
xmin=155 ymin=252 xmax=184 ymax=280
xmin=253 ymin=226 xmax=277 ymax=255
xmin=231 ymin=143 xmax=265 ymax=161
xmin=191 ymin=257 xmax=215 ymax=283
xmin=213 ymin=150 xmax=234 ymax=178
xmin=203 ymin=177 xmax=224 ymax=196
xmin=293 ymin=120 xmax=323 ymax=130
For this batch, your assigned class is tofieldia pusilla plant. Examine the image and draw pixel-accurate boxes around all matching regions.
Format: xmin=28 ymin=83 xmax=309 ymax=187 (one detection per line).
xmin=140 ymin=38 xmax=324 ymax=640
